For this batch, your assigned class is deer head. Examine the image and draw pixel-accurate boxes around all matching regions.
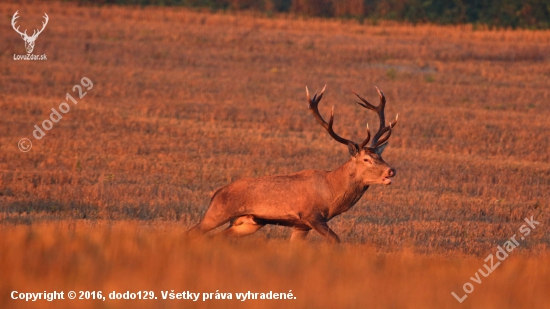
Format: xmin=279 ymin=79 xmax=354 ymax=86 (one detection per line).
xmin=306 ymin=85 xmax=398 ymax=185
xmin=11 ymin=11 xmax=49 ymax=54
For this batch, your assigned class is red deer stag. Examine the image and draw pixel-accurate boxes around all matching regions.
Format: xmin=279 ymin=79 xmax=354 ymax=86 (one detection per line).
xmin=188 ymin=86 xmax=398 ymax=243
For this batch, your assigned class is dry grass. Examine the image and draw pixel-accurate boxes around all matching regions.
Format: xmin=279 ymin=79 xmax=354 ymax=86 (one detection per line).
xmin=0 ymin=1 xmax=549 ymax=308
xmin=1 ymin=221 xmax=549 ymax=309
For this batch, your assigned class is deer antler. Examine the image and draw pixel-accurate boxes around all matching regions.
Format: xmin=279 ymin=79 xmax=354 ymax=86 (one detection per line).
xmin=353 ymin=87 xmax=398 ymax=149
xmin=11 ymin=11 xmax=27 ymax=38
xmin=306 ymin=85 xmax=358 ymax=150
xmin=31 ymin=13 xmax=49 ymax=39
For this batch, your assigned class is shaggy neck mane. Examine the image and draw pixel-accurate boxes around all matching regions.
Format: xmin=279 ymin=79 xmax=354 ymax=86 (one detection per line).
xmin=326 ymin=160 xmax=369 ymax=219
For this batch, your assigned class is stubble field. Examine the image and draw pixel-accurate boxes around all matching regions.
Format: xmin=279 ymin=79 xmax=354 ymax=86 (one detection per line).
xmin=1 ymin=1 xmax=549 ymax=308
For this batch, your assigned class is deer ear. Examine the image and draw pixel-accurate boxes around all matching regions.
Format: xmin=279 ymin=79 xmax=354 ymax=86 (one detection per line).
xmin=347 ymin=142 xmax=359 ymax=157
xmin=374 ymin=142 xmax=388 ymax=155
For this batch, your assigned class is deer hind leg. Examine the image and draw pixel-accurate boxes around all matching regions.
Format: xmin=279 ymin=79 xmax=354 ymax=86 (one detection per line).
xmin=308 ymin=220 xmax=340 ymax=244
xmin=290 ymin=227 xmax=311 ymax=242
xmin=186 ymin=212 xmax=231 ymax=237
xmin=222 ymin=215 xmax=265 ymax=238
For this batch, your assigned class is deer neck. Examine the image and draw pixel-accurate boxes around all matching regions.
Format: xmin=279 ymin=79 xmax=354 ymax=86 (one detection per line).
xmin=325 ymin=160 xmax=368 ymax=219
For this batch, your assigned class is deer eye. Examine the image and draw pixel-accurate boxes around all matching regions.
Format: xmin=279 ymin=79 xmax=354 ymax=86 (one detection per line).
xmin=363 ymin=158 xmax=372 ymax=164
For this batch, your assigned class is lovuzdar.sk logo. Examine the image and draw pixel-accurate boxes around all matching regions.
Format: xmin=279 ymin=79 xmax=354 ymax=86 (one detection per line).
xmin=11 ymin=10 xmax=48 ymax=61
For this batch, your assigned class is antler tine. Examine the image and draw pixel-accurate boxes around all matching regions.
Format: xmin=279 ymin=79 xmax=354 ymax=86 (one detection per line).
xmin=374 ymin=86 xmax=386 ymax=107
xmin=12 ymin=10 xmax=19 ymax=22
xmin=374 ymin=126 xmax=392 ymax=148
xmin=352 ymin=90 xmax=378 ymax=110
xmin=306 ymin=85 xmax=323 ymax=105
xmin=373 ymin=86 xmax=386 ymax=129
xmin=306 ymin=85 xmax=357 ymax=148
xmin=372 ymin=114 xmax=398 ymax=148
xmin=12 ymin=11 xmax=19 ymax=23
xmin=359 ymin=123 xmax=371 ymax=149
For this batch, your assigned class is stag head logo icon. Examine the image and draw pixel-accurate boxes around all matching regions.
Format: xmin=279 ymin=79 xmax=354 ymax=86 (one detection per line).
xmin=11 ymin=11 xmax=49 ymax=54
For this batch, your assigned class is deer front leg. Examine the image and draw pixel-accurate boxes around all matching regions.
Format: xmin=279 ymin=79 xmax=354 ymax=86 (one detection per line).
xmin=290 ymin=227 xmax=310 ymax=242
xmin=308 ymin=219 xmax=340 ymax=244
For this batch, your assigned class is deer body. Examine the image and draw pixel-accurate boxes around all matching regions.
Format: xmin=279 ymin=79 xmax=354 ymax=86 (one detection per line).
xmin=188 ymin=86 xmax=398 ymax=243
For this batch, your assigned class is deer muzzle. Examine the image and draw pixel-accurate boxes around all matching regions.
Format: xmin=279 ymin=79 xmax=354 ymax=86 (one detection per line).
xmin=382 ymin=168 xmax=396 ymax=185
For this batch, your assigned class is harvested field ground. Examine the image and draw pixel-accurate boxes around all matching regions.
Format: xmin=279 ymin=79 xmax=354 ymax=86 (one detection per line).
xmin=0 ymin=1 xmax=549 ymax=308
